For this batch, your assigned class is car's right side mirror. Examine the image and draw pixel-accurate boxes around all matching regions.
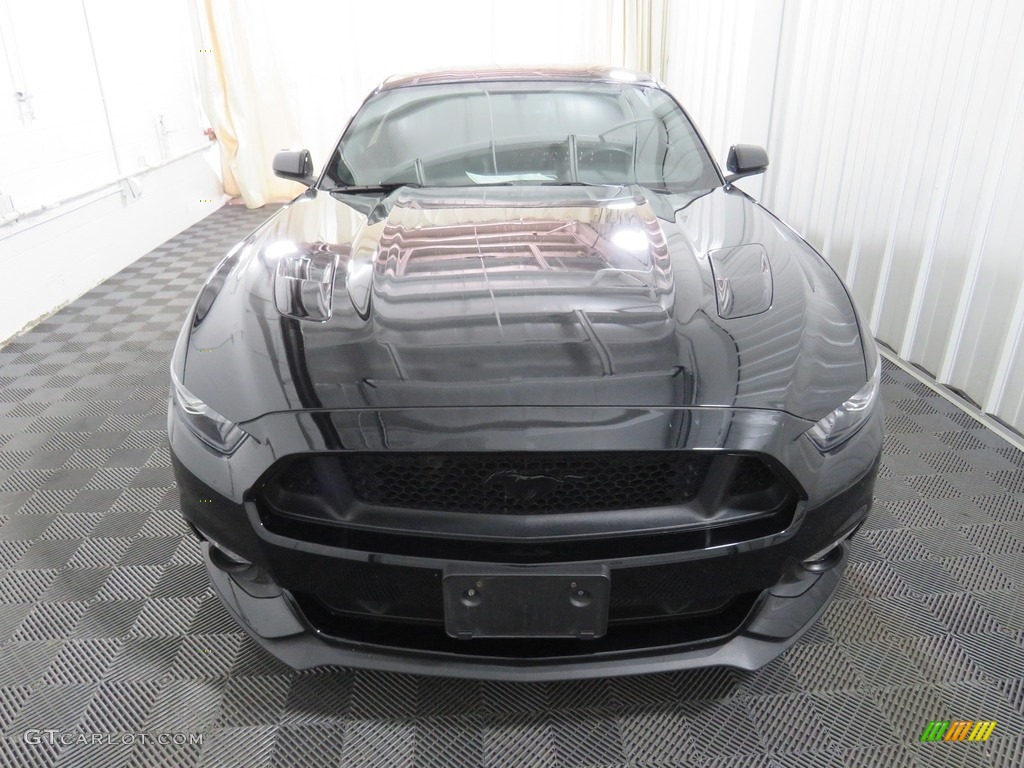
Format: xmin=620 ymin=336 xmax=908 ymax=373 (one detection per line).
xmin=725 ymin=144 xmax=769 ymax=184
xmin=273 ymin=149 xmax=316 ymax=186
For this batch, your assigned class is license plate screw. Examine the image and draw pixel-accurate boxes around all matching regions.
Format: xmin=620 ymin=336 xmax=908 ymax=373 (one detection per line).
xmin=570 ymin=581 xmax=577 ymax=589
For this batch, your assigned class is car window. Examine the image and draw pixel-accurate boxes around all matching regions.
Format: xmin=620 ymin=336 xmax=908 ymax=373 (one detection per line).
xmin=324 ymin=81 xmax=720 ymax=192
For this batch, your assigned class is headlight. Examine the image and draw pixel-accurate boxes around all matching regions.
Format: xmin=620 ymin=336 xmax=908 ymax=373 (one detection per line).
xmin=170 ymin=371 xmax=248 ymax=454
xmin=806 ymin=357 xmax=881 ymax=452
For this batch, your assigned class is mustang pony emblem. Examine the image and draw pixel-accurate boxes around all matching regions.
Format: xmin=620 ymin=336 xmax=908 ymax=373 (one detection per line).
xmin=483 ymin=471 xmax=584 ymax=501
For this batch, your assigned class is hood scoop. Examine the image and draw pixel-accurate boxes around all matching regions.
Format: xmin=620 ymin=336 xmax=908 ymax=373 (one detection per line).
xmin=372 ymin=190 xmax=673 ymax=306
xmin=354 ymin=189 xmax=677 ymax=383
xmin=708 ymin=244 xmax=773 ymax=319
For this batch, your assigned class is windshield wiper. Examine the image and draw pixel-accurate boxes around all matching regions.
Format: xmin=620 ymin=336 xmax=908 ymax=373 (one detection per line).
xmin=537 ymin=181 xmax=624 ymax=188
xmin=323 ymin=182 xmax=421 ymax=194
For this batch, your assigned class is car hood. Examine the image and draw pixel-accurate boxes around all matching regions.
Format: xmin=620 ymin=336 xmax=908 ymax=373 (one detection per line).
xmin=183 ymin=185 xmax=867 ymax=424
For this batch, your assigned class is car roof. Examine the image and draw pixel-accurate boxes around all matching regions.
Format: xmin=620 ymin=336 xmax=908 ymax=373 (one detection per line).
xmin=378 ymin=66 xmax=660 ymax=91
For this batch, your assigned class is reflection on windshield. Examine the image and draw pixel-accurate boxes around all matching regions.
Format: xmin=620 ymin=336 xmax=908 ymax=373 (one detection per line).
xmin=324 ymin=82 xmax=720 ymax=192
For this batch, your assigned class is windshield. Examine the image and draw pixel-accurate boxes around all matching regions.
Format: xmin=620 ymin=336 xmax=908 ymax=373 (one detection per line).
xmin=322 ymin=81 xmax=721 ymax=191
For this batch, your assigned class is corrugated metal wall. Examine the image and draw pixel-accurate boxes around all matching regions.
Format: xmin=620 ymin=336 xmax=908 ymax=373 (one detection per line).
xmin=664 ymin=0 xmax=1024 ymax=432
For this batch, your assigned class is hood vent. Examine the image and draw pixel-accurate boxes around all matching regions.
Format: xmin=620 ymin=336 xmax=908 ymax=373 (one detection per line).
xmin=708 ymin=244 xmax=773 ymax=319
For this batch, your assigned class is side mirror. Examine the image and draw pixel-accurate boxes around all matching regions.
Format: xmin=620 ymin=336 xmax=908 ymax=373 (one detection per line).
xmin=273 ymin=149 xmax=315 ymax=186
xmin=725 ymin=144 xmax=768 ymax=184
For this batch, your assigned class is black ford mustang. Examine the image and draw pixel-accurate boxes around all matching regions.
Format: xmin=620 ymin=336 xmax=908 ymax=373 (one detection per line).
xmin=168 ymin=67 xmax=882 ymax=680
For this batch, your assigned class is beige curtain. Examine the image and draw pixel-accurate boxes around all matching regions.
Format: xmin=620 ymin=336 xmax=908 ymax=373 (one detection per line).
xmin=195 ymin=0 xmax=307 ymax=206
xmin=192 ymin=0 xmax=628 ymax=206
xmin=610 ymin=0 xmax=670 ymax=81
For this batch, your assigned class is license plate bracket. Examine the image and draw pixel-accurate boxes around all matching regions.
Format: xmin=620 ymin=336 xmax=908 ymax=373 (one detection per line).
xmin=443 ymin=564 xmax=610 ymax=640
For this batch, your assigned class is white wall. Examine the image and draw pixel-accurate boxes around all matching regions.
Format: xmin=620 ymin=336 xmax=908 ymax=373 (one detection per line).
xmin=663 ymin=0 xmax=1024 ymax=433
xmin=0 ymin=153 xmax=222 ymax=341
xmin=662 ymin=0 xmax=783 ymax=201
xmin=0 ymin=0 xmax=224 ymax=342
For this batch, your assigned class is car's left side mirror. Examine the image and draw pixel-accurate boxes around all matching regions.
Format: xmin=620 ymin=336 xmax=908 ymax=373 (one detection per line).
xmin=273 ymin=149 xmax=316 ymax=186
xmin=725 ymin=144 xmax=768 ymax=184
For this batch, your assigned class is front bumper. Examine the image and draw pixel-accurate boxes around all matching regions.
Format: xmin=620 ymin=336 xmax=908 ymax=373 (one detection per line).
xmin=173 ymin=451 xmax=877 ymax=680
xmin=170 ymin=402 xmax=881 ymax=679
xmin=202 ymin=539 xmax=849 ymax=681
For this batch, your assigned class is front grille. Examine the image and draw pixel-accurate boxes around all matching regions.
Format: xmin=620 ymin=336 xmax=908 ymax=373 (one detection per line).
xmin=271 ymin=451 xmax=785 ymax=516
xmin=339 ymin=452 xmax=713 ymax=514
xmin=255 ymin=451 xmax=799 ymax=561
